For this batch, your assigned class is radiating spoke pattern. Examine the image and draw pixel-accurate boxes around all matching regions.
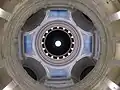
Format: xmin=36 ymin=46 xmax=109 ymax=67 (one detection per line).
xmin=1 ymin=0 xmax=120 ymax=89
xmin=104 ymin=78 xmax=120 ymax=90
xmin=0 ymin=8 xmax=11 ymax=21
xmin=3 ymin=80 xmax=17 ymax=90
xmin=108 ymin=11 xmax=120 ymax=22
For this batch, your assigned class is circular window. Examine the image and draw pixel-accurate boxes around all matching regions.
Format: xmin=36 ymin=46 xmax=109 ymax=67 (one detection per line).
xmin=42 ymin=27 xmax=75 ymax=60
